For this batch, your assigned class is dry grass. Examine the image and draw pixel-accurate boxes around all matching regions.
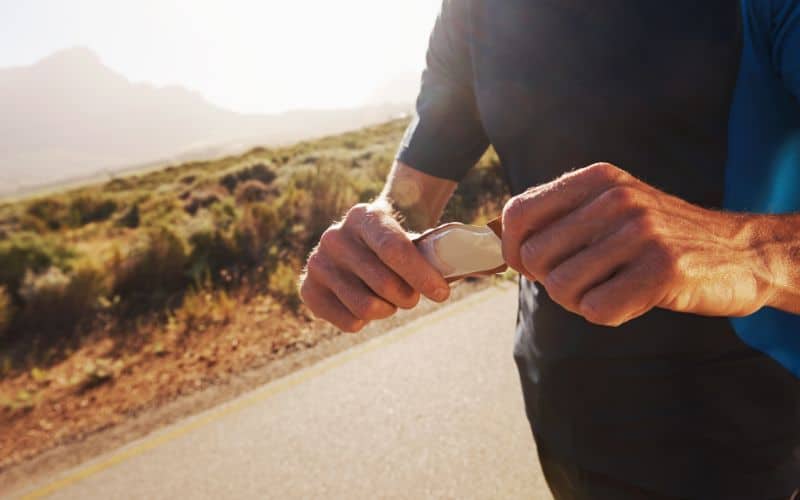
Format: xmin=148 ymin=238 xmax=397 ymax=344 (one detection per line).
xmin=0 ymin=119 xmax=509 ymax=469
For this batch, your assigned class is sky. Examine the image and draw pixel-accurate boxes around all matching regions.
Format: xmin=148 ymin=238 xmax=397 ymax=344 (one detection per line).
xmin=0 ymin=0 xmax=440 ymax=113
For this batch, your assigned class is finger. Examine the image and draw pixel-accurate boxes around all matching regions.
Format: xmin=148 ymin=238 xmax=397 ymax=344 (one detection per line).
xmin=300 ymin=277 xmax=366 ymax=333
xmin=329 ymin=234 xmax=420 ymax=310
xmin=519 ymin=185 xmax=646 ymax=278
xmin=542 ymin=218 xmax=649 ymax=313
xmin=358 ymin=210 xmax=450 ymax=302
xmin=309 ymin=253 xmax=397 ymax=321
xmin=502 ymin=163 xmax=633 ymax=278
xmin=578 ymin=257 xmax=667 ymax=327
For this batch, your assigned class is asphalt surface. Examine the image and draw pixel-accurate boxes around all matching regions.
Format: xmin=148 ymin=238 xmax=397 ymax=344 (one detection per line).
xmin=18 ymin=284 xmax=551 ymax=499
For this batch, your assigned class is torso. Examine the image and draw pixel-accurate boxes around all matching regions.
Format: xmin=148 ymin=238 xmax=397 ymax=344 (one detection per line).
xmin=458 ymin=1 xmax=800 ymax=496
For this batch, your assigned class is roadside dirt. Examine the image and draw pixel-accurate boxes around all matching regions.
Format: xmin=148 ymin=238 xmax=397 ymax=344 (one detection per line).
xmin=0 ymin=278 xmax=501 ymax=495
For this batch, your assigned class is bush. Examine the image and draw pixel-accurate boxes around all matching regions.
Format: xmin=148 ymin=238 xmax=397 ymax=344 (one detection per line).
xmin=0 ymin=233 xmax=74 ymax=299
xmin=269 ymin=261 xmax=301 ymax=310
xmin=113 ymin=226 xmax=188 ymax=307
xmin=289 ymin=165 xmax=358 ymax=251
xmin=234 ymin=179 xmax=277 ymax=205
xmin=69 ymin=195 xmax=118 ymax=226
xmin=116 ymin=204 xmax=140 ymax=228
xmin=26 ymin=198 xmax=69 ymax=230
xmin=219 ymin=163 xmax=277 ymax=192
xmin=16 ymin=265 xmax=105 ymax=340
xmin=17 ymin=214 xmax=50 ymax=233
xmin=234 ymin=203 xmax=282 ymax=267
xmin=104 ymin=177 xmax=134 ymax=192
xmin=168 ymin=288 xmax=236 ymax=336
xmin=26 ymin=195 xmax=118 ymax=229
xmin=187 ymin=225 xmax=238 ymax=285
xmin=183 ymin=190 xmax=222 ymax=215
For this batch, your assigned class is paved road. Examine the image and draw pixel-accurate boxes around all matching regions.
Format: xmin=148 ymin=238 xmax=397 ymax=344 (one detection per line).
xmin=18 ymin=284 xmax=551 ymax=499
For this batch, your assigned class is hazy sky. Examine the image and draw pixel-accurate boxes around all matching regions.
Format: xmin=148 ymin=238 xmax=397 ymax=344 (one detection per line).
xmin=0 ymin=0 xmax=440 ymax=113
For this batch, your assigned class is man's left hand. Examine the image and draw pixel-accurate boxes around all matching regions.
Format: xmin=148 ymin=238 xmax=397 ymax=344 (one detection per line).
xmin=501 ymin=162 xmax=777 ymax=326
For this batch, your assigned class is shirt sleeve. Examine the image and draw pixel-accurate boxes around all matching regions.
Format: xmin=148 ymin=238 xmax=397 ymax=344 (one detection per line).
xmin=769 ymin=0 xmax=800 ymax=100
xmin=396 ymin=0 xmax=490 ymax=182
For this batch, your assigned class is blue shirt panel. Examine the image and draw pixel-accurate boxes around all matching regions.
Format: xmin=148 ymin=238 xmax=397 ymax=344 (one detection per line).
xmin=727 ymin=0 xmax=800 ymax=377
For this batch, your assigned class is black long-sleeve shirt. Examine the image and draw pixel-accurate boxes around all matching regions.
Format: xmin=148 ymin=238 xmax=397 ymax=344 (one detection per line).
xmin=398 ymin=1 xmax=800 ymax=497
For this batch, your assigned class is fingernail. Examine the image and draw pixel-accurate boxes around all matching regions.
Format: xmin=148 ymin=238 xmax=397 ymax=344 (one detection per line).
xmin=433 ymin=288 xmax=449 ymax=302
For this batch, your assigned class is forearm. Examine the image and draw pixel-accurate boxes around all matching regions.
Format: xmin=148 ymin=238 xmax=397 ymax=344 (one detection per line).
xmin=746 ymin=214 xmax=800 ymax=314
xmin=376 ymin=161 xmax=457 ymax=232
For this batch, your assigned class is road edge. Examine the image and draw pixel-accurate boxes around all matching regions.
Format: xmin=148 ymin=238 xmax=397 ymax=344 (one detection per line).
xmin=2 ymin=278 xmax=517 ymax=496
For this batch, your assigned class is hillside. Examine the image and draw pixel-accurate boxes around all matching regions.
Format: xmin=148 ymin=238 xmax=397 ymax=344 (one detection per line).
xmin=0 ymin=119 xmax=508 ymax=470
xmin=0 ymin=47 xmax=410 ymax=196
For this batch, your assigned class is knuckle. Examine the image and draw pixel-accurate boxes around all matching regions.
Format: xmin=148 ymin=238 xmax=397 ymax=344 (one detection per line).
xmin=344 ymin=203 xmax=369 ymax=221
xmin=306 ymin=252 xmax=335 ymax=278
xmin=604 ymin=186 xmax=638 ymax=208
xmin=318 ymin=228 xmax=343 ymax=252
xmin=502 ymin=195 xmax=528 ymax=230
xmin=353 ymin=294 xmax=386 ymax=320
xmin=580 ymin=300 xmax=621 ymax=327
xmin=543 ymin=270 xmax=580 ymax=311
xmin=585 ymin=162 xmax=621 ymax=181
xmin=543 ymin=268 xmax=571 ymax=297
xmin=628 ymin=213 xmax=658 ymax=238
xmin=342 ymin=204 xmax=370 ymax=232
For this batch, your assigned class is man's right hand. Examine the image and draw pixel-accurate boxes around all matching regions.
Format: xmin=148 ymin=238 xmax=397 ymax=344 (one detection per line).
xmin=299 ymin=201 xmax=452 ymax=333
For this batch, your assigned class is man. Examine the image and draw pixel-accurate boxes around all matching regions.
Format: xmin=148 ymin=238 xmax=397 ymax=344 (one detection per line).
xmin=300 ymin=1 xmax=800 ymax=498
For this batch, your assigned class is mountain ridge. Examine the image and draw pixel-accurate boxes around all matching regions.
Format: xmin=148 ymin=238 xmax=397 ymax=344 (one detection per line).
xmin=0 ymin=47 xmax=412 ymax=196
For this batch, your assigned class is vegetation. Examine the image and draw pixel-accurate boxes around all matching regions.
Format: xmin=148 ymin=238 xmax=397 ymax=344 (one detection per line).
xmin=0 ymin=119 xmax=508 ymax=373
xmin=0 ymin=287 xmax=10 ymax=337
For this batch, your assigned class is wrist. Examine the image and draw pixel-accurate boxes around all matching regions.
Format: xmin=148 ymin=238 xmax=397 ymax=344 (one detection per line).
xmin=373 ymin=194 xmax=438 ymax=233
xmin=739 ymin=214 xmax=799 ymax=311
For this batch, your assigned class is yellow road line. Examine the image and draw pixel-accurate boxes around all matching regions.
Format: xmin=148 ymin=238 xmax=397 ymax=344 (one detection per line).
xmin=19 ymin=285 xmax=507 ymax=499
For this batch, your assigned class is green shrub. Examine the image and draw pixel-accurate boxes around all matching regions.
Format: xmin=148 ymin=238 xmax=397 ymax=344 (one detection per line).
xmin=269 ymin=261 xmax=301 ymax=310
xmin=26 ymin=198 xmax=69 ymax=230
xmin=69 ymin=195 xmax=117 ymax=226
xmin=208 ymin=198 xmax=238 ymax=229
xmin=289 ymin=165 xmax=358 ymax=251
xmin=16 ymin=265 xmax=105 ymax=340
xmin=234 ymin=179 xmax=277 ymax=204
xmin=17 ymin=214 xmax=50 ymax=233
xmin=179 ymin=174 xmax=197 ymax=185
xmin=116 ymin=204 xmax=140 ymax=228
xmin=219 ymin=163 xmax=277 ymax=192
xmin=187 ymin=225 xmax=238 ymax=285
xmin=183 ymin=190 xmax=222 ymax=215
xmin=234 ymin=203 xmax=282 ymax=267
xmin=0 ymin=233 xmax=75 ymax=299
xmin=113 ymin=226 xmax=188 ymax=307
xmin=104 ymin=177 xmax=134 ymax=192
